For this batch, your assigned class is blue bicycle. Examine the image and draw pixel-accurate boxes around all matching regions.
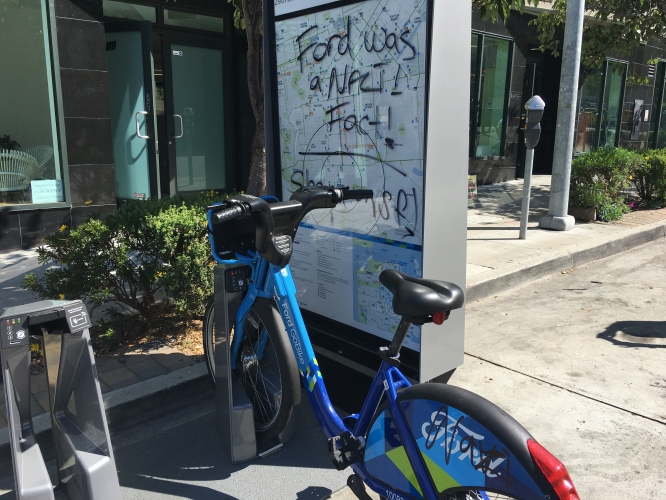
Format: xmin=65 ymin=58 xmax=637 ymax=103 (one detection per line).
xmin=204 ymin=187 xmax=579 ymax=500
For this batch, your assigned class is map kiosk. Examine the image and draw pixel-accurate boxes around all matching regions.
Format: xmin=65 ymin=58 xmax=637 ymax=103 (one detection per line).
xmin=263 ymin=0 xmax=470 ymax=383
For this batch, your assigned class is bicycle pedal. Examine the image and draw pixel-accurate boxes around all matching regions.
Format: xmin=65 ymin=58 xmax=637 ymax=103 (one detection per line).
xmin=327 ymin=431 xmax=364 ymax=470
xmin=347 ymin=474 xmax=374 ymax=500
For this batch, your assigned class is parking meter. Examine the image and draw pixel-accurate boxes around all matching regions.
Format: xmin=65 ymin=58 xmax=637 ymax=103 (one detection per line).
xmin=520 ymin=95 xmax=545 ymax=239
xmin=524 ymin=95 xmax=546 ymax=149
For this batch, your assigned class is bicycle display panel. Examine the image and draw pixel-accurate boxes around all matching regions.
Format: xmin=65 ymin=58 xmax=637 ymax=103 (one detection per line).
xmin=273 ymin=0 xmax=430 ymax=351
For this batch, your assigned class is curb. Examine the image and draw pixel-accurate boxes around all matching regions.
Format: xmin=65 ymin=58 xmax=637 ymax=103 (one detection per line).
xmin=0 ymin=362 xmax=207 ymax=447
xmin=466 ymin=219 xmax=666 ymax=302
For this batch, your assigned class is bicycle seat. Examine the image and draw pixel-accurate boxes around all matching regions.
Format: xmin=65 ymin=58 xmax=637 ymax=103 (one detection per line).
xmin=379 ymin=269 xmax=464 ymax=322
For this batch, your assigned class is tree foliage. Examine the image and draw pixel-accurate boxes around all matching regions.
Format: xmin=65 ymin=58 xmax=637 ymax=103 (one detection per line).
xmin=476 ymin=0 xmax=666 ymax=70
xmin=473 ymin=0 xmax=539 ymax=22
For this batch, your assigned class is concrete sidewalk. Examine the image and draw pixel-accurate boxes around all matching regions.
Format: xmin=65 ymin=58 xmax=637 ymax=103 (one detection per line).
xmin=2 ymin=177 xmax=666 ymax=498
xmin=2 ymin=176 xmax=666 ymax=435
xmin=467 ymin=176 xmax=666 ymax=300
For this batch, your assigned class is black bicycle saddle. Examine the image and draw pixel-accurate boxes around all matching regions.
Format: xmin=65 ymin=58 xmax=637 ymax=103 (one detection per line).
xmin=379 ymin=269 xmax=464 ymax=322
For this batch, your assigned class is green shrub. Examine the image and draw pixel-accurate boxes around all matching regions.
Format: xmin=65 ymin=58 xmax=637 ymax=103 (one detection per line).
xmin=570 ymin=147 xmax=643 ymax=220
xmin=632 ymin=149 xmax=666 ymax=207
xmin=22 ymin=194 xmax=222 ymax=324
xmin=597 ymin=202 xmax=631 ymax=222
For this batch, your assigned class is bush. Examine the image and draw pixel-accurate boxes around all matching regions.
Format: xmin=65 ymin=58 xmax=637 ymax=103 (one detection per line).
xmin=570 ymin=147 xmax=643 ymax=221
xmin=22 ymin=194 xmax=222 ymax=324
xmin=632 ymin=149 xmax=666 ymax=207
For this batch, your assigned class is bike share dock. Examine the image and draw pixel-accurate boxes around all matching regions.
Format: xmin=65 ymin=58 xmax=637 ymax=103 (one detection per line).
xmin=0 ymin=300 xmax=121 ymax=500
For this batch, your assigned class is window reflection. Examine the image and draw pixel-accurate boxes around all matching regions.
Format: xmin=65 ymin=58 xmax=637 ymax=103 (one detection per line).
xmin=575 ymin=67 xmax=603 ymax=153
xmin=472 ymin=36 xmax=511 ymax=158
xmin=470 ymin=34 xmax=478 ymax=145
xmin=575 ymin=60 xmax=627 ymax=153
xmin=599 ymin=61 xmax=626 ymax=147
xmin=649 ymin=61 xmax=666 ymax=148
xmin=0 ymin=0 xmax=62 ymax=205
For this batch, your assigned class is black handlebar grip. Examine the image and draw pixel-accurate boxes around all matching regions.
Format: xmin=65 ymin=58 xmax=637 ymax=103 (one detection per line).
xmin=343 ymin=190 xmax=374 ymax=200
xmin=212 ymin=205 xmax=244 ymax=224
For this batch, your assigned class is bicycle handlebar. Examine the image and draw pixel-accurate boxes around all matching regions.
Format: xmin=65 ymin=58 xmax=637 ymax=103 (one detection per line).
xmin=208 ymin=187 xmax=375 ymax=266
xmin=212 ymin=204 xmax=245 ymax=224
xmin=338 ymin=189 xmax=374 ymax=201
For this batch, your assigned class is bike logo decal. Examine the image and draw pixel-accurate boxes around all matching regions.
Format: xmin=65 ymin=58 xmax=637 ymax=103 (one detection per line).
xmin=278 ymin=298 xmax=305 ymax=367
xmin=403 ymin=399 xmax=547 ymax=499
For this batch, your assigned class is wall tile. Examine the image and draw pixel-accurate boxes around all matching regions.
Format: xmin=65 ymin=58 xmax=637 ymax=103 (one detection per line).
xmin=68 ymin=164 xmax=116 ymax=205
xmin=471 ymin=12 xmax=485 ymax=32
xmin=71 ymin=205 xmax=116 ymax=226
xmin=64 ymin=117 xmax=114 ymax=166
xmin=56 ymin=17 xmax=107 ymax=71
xmin=60 ymin=69 xmax=111 ymax=119
xmin=54 ymin=0 xmax=103 ymax=23
xmin=18 ymin=209 xmax=71 ymax=248
xmin=0 ymin=214 xmax=21 ymax=251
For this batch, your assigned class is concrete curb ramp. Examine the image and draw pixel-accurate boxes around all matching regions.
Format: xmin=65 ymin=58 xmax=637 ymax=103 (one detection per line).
xmin=467 ymin=218 xmax=666 ymax=302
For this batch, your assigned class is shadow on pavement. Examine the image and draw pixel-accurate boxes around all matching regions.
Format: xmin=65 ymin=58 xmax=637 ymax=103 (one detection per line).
xmin=597 ymin=320 xmax=666 ymax=348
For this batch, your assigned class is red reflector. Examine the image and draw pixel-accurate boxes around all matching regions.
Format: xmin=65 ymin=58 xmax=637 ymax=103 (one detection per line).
xmin=433 ymin=312 xmax=446 ymax=325
xmin=528 ymin=439 xmax=580 ymax=500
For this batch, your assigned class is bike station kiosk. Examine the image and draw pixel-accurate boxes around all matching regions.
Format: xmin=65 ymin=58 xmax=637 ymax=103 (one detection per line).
xmin=212 ymin=0 xmax=470 ymax=462
xmin=213 ymin=263 xmax=297 ymax=463
xmin=262 ymin=0 xmax=469 ymax=383
xmin=0 ymin=300 xmax=121 ymax=500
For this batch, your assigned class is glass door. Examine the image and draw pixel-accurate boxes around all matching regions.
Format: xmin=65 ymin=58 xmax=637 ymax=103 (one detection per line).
xmin=163 ymin=36 xmax=231 ymax=194
xmin=105 ymin=22 xmax=159 ymax=201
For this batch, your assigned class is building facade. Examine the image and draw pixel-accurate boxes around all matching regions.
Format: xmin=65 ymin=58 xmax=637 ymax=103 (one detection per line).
xmin=1 ymin=0 xmax=253 ymax=250
xmin=469 ymin=8 xmax=666 ymax=184
xmin=3 ymin=1 xmax=666 ymax=250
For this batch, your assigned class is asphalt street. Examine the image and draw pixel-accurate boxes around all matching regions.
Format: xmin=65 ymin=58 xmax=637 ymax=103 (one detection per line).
xmin=0 ymin=239 xmax=665 ymax=498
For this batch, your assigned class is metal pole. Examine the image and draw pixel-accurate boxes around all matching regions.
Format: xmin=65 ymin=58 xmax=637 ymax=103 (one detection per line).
xmin=520 ymin=148 xmax=535 ymax=239
xmin=539 ymin=0 xmax=584 ymax=232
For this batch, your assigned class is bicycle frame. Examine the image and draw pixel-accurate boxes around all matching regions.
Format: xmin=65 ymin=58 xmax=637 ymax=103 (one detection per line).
xmin=217 ymin=248 xmax=440 ymax=500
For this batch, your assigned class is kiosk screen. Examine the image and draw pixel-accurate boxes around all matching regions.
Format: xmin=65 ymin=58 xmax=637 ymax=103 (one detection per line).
xmin=275 ymin=0 xmax=429 ymax=351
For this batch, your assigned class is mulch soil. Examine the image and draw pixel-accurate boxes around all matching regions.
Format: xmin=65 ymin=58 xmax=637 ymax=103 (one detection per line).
xmin=28 ymin=303 xmax=204 ymax=376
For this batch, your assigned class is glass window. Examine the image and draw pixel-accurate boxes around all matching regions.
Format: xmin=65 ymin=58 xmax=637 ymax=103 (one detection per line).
xmin=103 ymin=0 xmax=156 ymax=23
xmin=649 ymin=61 xmax=666 ymax=148
xmin=472 ymin=36 xmax=511 ymax=158
xmin=575 ymin=67 xmax=603 ymax=153
xmin=599 ymin=61 xmax=626 ymax=147
xmin=164 ymin=10 xmax=224 ymax=33
xmin=470 ymin=34 xmax=479 ymax=144
xmin=0 ymin=0 xmax=63 ymax=205
xmin=575 ymin=60 xmax=627 ymax=152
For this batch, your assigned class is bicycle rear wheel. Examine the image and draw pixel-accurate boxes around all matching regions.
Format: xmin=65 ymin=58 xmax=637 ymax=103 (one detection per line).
xmin=202 ymin=296 xmax=298 ymax=439
xmin=363 ymin=383 xmax=558 ymax=500
xmin=443 ymin=492 xmax=523 ymax=499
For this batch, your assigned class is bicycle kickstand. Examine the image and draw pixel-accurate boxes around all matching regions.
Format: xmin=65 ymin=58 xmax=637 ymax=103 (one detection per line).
xmin=347 ymin=474 xmax=375 ymax=500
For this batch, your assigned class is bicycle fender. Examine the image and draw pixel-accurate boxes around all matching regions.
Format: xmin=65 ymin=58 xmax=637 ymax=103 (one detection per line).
xmin=252 ymin=297 xmax=301 ymax=406
xmin=399 ymin=383 xmax=558 ymax=499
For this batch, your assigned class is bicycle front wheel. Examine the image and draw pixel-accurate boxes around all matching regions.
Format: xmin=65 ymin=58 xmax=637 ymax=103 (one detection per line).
xmin=202 ymin=295 xmax=216 ymax=385
xmin=202 ymin=296 xmax=298 ymax=440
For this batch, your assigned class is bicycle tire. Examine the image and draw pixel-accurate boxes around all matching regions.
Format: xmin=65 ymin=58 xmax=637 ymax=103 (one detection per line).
xmin=363 ymin=383 xmax=558 ymax=500
xmin=381 ymin=492 xmax=521 ymax=500
xmin=203 ymin=296 xmax=216 ymax=386
xmin=202 ymin=296 xmax=298 ymax=440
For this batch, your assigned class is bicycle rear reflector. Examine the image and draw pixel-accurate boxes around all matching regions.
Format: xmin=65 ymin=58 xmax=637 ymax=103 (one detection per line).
xmin=528 ymin=439 xmax=580 ymax=500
